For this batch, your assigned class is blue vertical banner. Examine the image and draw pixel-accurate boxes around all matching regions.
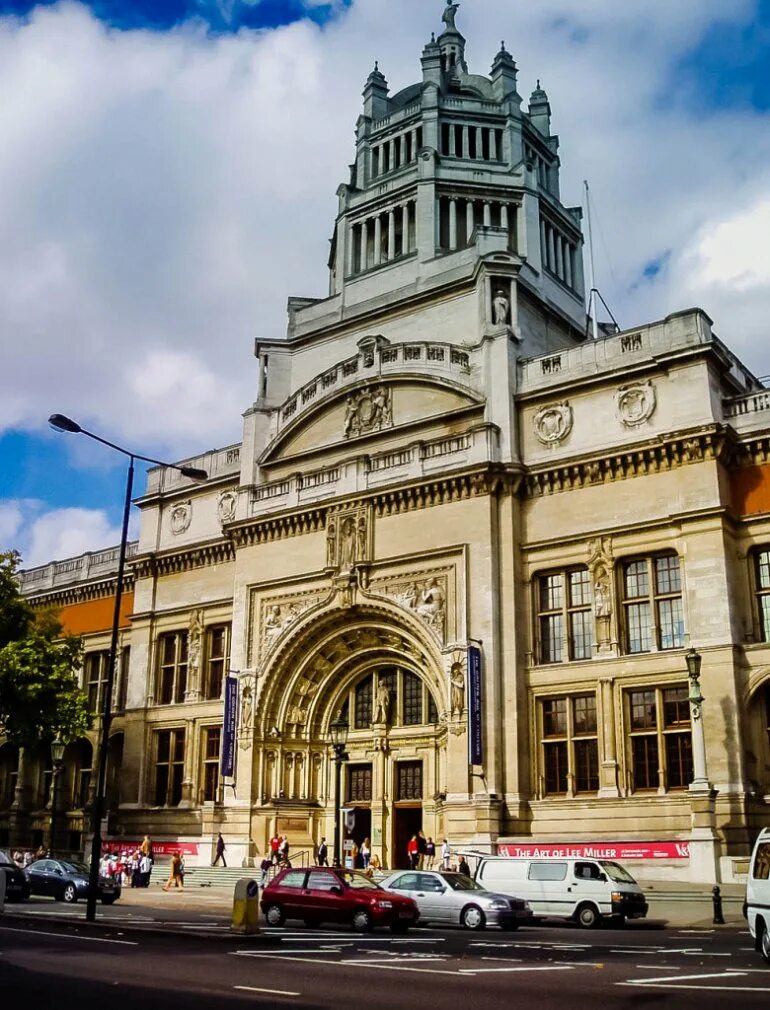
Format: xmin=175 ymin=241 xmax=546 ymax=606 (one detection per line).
xmin=468 ymin=645 xmax=483 ymax=766
xmin=221 ymin=676 xmax=238 ymax=778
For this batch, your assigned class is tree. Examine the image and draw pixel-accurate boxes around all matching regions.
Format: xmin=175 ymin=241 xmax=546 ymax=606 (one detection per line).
xmin=0 ymin=551 xmax=91 ymax=748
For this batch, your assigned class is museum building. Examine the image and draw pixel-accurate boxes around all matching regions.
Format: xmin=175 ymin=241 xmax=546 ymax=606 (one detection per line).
xmin=4 ymin=3 xmax=770 ymax=882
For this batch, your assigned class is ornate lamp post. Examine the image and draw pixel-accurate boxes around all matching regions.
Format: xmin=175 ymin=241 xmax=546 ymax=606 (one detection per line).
xmin=48 ymin=414 xmax=207 ymax=921
xmin=49 ymin=737 xmax=65 ymax=856
xmin=686 ymin=647 xmax=711 ymax=791
xmin=329 ymin=715 xmax=349 ymax=867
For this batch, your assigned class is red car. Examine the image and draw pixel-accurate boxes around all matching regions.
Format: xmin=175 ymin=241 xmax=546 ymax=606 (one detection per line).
xmin=261 ymin=866 xmax=419 ymax=932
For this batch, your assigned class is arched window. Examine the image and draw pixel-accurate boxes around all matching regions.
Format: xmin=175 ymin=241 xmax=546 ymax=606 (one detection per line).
xmin=347 ymin=668 xmax=439 ymax=729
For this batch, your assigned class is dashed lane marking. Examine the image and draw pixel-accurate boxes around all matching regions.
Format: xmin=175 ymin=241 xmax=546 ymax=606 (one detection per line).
xmin=0 ymin=926 xmax=138 ymax=945
xmin=234 ymin=986 xmax=300 ymax=997
xmin=458 ymin=965 xmax=575 ymax=975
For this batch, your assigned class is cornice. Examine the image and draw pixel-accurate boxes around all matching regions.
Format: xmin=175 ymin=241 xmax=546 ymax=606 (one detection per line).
xmin=26 ymin=574 xmax=135 ymax=609
xmin=132 ymin=540 xmax=235 ymax=579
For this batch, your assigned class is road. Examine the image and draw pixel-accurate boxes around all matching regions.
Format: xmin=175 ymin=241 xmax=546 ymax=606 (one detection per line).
xmin=0 ymin=915 xmax=767 ymax=1009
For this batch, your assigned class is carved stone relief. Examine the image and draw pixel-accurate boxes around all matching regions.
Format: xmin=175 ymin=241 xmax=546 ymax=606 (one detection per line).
xmin=187 ymin=609 xmax=204 ymax=700
xmin=534 ymin=401 xmax=573 ymax=445
xmin=588 ymin=535 xmax=615 ymax=656
xmin=616 ymin=381 xmax=656 ymax=428
xmin=217 ymin=491 xmax=237 ymax=524
xmin=343 ymin=385 xmax=393 ymax=439
xmin=377 ymin=572 xmax=450 ymax=642
xmin=170 ymin=500 xmax=192 ymax=534
xmin=326 ymin=505 xmax=371 ymax=572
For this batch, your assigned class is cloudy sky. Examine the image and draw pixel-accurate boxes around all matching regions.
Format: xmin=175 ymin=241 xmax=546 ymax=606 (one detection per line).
xmin=1 ymin=0 xmax=769 ymax=567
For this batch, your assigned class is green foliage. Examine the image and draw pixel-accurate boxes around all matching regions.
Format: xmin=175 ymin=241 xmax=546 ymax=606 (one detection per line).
xmin=0 ymin=550 xmax=91 ymax=748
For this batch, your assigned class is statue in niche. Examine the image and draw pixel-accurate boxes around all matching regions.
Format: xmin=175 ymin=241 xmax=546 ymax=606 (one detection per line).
xmin=326 ymin=521 xmax=336 ymax=568
xmin=442 ymin=1 xmax=460 ymax=31
xmin=594 ymin=571 xmax=612 ymax=619
xmin=340 ymin=517 xmax=357 ymax=569
xmin=373 ymin=680 xmax=391 ymax=724
xmin=343 ymin=396 xmax=356 ymax=438
xmin=188 ymin=610 xmax=203 ymax=673
xmin=240 ymin=685 xmax=253 ymax=734
xmin=357 ymin=516 xmax=368 ymax=560
xmin=417 ymin=578 xmax=446 ymax=633
xmin=450 ymin=661 xmax=465 ymax=716
xmin=493 ymin=289 xmax=510 ymax=326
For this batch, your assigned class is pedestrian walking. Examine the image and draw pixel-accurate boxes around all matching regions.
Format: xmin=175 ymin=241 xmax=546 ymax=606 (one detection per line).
xmin=361 ymin=837 xmax=371 ymax=869
xmin=425 ymin=837 xmax=436 ymax=870
xmin=279 ymin=835 xmax=290 ymax=865
xmin=441 ymin=838 xmax=451 ymax=870
xmin=417 ymin=830 xmax=427 ymax=870
xmin=162 ymin=851 xmax=184 ymax=891
xmin=260 ymin=857 xmax=272 ymax=887
xmin=407 ymin=834 xmax=419 ymax=870
xmin=317 ymin=837 xmax=329 ymax=866
xmin=139 ymin=851 xmax=152 ymax=888
xmin=212 ymin=832 xmax=227 ymax=867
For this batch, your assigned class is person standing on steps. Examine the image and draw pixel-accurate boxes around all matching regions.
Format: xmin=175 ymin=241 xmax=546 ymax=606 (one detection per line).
xmin=162 ymin=851 xmax=184 ymax=891
xmin=317 ymin=837 xmax=329 ymax=866
xmin=441 ymin=838 xmax=451 ymax=871
xmin=425 ymin=837 xmax=436 ymax=870
xmin=213 ymin=833 xmax=227 ymax=866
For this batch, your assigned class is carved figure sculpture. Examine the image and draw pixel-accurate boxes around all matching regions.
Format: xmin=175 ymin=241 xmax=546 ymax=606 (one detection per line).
xmin=442 ymin=1 xmax=460 ymax=31
xmin=240 ymin=686 xmax=253 ymax=734
xmin=493 ymin=289 xmax=510 ymax=326
xmin=357 ymin=516 xmax=368 ymax=560
xmin=188 ymin=610 xmax=203 ymax=672
xmin=450 ymin=661 xmax=465 ymax=715
xmin=326 ymin=521 xmax=336 ymax=567
xmin=340 ymin=517 xmax=356 ymax=568
xmin=372 ymin=385 xmax=391 ymax=426
xmin=417 ymin=578 xmax=446 ymax=633
xmin=343 ymin=396 xmax=356 ymax=437
xmin=373 ymin=681 xmax=391 ymax=724
xmin=265 ymin=604 xmax=283 ymax=639
xmin=594 ymin=574 xmax=612 ymax=619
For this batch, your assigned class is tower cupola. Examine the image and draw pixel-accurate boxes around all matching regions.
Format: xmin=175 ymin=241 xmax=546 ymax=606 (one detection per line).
xmin=362 ymin=61 xmax=389 ymax=121
xmin=528 ymin=80 xmax=552 ymax=137
xmin=490 ymin=41 xmax=519 ymax=100
xmin=437 ymin=2 xmax=468 ymax=80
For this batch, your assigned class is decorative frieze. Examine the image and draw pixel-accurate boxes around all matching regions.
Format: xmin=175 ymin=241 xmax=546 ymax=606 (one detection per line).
xmin=343 ymin=385 xmax=393 ymax=439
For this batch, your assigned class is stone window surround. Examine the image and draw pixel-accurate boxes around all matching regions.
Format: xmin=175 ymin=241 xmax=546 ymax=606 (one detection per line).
xmin=155 ymin=630 xmax=189 ymax=707
xmin=536 ymin=692 xmax=599 ymax=799
xmin=200 ymin=724 xmax=221 ymax=805
xmin=624 ymin=684 xmax=693 ymax=795
xmin=620 ymin=554 xmax=685 ymax=655
xmin=533 ymin=566 xmax=593 ymax=666
xmin=152 ymin=726 xmax=186 ymax=808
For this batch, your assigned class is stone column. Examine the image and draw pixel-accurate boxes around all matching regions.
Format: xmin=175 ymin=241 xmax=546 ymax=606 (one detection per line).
xmin=360 ymin=220 xmax=368 ymax=272
xmin=599 ymin=677 xmax=620 ymax=797
xmin=412 ymin=128 xmax=419 ymax=159
xmin=402 ymin=203 xmax=410 ymax=254
xmin=449 ymin=199 xmax=458 ymax=250
xmin=450 ymin=125 xmax=458 ymax=158
xmin=466 ymin=200 xmax=475 ymax=243
xmin=388 ymin=209 xmax=396 ymax=261
xmin=563 ymin=240 xmax=572 ymax=288
xmin=547 ymin=227 xmax=556 ymax=273
xmin=462 ymin=125 xmax=470 ymax=159
xmin=179 ymin=719 xmax=196 ymax=807
xmin=500 ymin=203 xmax=509 ymax=234
xmin=400 ymin=134 xmax=407 ymax=167
xmin=540 ymin=218 xmax=547 ymax=268
xmin=555 ymin=235 xmax=564 ymax=280
xmin=436 ymin=197 xmax=442 ymax=249
xmin=475 ymin=126 xmax=483 ymax=159
xmin=374 ymin=215 xmax=382 ymax=266
xmin=483 ymin=202 xmax=492 ymax=227
xmin=348 ymin=223 xmax=357 ymax=276
xmin=490 ymin=129 xmax=498 ymax=161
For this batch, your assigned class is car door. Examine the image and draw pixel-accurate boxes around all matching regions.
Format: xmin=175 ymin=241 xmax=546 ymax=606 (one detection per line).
xmin=304 ymin=870 xmax=345 ymax=923
xmin=386 ymin=872 xmax=421 ymax=913
xmin=416 ymin=872 xmax=449 ymax=922
xmin=570 ymin=861 xmax=607 ymax=914
xmin=527 ymin=860 xmax=569 ymax=916
xmin=28 ymin=860 xmax=53 ymax=897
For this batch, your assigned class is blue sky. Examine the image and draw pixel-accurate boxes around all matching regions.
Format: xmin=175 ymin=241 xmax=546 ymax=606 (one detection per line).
xmin=1 ymin=0 xmax=769 ymax=567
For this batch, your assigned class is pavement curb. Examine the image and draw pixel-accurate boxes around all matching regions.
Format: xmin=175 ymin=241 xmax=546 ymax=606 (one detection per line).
xmin=0 ymin=911 xmax=278 ymax=944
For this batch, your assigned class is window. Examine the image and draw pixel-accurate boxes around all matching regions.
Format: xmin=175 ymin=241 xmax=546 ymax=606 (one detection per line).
xmin=390 ymin=872 xmax=419 ymax=890
xmin=115 ymin=647 xmax=130 ymax=712
xmin=203 ymin=626 xmax=229 ymax=701
xmin=280 ymin=870 xmax=307 ymax=889
xmin=755 ymin=550 xmax=770 ymax=641
xmin=201 ymin=727 xmax=221 ymax=803
xmin=307 ymin=871 xmax=339 ymax=891
xmin=540 ymin=694 xmax=599 ymax=796
xmin=529 ymin=861 xmax=567 ymax=881
xmin=536 ymin=568 xmax=593 ymax=663
xmin=347 ymin=668 xmax=439 ymax=730
xmin=355 ymin=678 xmax=372 ymax=729
xmin=85 ymin=651 xmax=109 ymax=714
xmin=627 ymin=686 xmax=692 ymax=792
xmin=403 ymin=672 xmax=423 ymax=726
xmin=157 ymin=632 xmax=188 ymax=705
xmin=621 ymin=555 xmax=685 ymax=654
xmin=397 ymin=761 xmax=422 ymax=801
xmin=347 ymin=764 xmax=372 ymax=803
xmin=153 ymin=729 xmax=185 ymax=806
xmin=753 ymin=843 xmax=770 ymax=881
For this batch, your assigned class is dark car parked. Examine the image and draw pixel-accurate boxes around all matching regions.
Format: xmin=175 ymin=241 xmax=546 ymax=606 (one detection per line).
xmin=261 ymin=866 xmax=419 ymax=932
xmin=25 ymin=858 xmax=121 ymax=905
xmin=0 ymin=849 xmax=31 ymax=902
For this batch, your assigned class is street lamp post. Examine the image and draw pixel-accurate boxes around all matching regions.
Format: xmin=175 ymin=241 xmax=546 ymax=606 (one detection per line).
xmin=49 ymin=737 xmax=65 ymax=857
xmin=686 ymin=647 xmax=711 ymax=791
xmin=329 ymin=715 xmax=349 ymax=868
xmin=48 ymin=414 xmax=207 ymax=921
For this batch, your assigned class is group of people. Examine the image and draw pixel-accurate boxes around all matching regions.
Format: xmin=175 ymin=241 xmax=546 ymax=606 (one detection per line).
xmin=101 ymin=834 xmax=155 ymax=888
xmin=406 ymin=832 xmax=438 ymax=870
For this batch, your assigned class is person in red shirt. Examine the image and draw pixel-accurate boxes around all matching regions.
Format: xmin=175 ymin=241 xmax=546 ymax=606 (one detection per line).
xmin=407 ymin=834 xmax=419 ymax=870
xmin=270 ymin=833 xmax=281 ymax=865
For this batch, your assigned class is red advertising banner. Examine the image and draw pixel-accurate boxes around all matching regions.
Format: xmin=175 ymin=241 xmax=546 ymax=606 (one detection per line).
xmin=102 ymin=840 xmax=201 ymax=857
xmin=496 ymin=841 xmax=690 ymax=861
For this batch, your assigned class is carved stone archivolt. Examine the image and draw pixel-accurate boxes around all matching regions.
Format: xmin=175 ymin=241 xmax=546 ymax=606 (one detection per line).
xmin=588 ymin=535 xmax=615 ymax=656
xmin=343 ymin=385 xmax=393 ymax=439
xmin=169 ymin=500 xmax=192 ymax=534
xmin=616 ymin=381 xmax=656 ymax=428
xmin=534 ymin=401 xmax=573 ymax=445
xmin=326 ymin=505 xmax=371 ymax=572
xmin=217 ymin=491 xmax=237 ymax=525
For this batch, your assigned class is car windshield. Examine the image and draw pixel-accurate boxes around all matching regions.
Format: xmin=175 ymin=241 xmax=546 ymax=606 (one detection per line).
xmin=600 ymin=861 xmax=637 ymax=884
xmin=341 ymin=871 xmax=381 ymax=891
xmin=60 ymin=861 xmax=90 ymax=875
xmin=443 ymin=873 xmax=481 ymax=891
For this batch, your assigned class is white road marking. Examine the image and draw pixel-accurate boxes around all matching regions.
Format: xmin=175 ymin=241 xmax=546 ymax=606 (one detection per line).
xmin=0 ymin=926 xmax=138 ymax=946
xmin=236 ymin=952 xmax=460 ymax=976
xmin=459 ymin=965 xmax=575 ymax=975
xmin=234 ymin=986 xmax=300 ymax=997
xmin=342 ymin=957 xmax=450 ymax=964
xmin=624 ymin=971 xmax=747 ymax=984
xmin=621 ymin=982 xmax=770 ymax=993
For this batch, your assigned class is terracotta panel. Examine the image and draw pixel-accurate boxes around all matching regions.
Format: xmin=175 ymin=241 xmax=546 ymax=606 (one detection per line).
xmin=56 ymin=592 xmax=134 ymax=636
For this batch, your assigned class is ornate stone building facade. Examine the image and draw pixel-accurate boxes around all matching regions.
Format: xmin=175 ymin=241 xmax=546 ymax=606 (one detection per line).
xmin=6 ymin=4 xmax=770 ymax=880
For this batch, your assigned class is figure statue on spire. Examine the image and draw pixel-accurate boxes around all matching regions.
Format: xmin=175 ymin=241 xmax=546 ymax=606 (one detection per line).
xmin=442 ymin=1 xmax=460 ymax=32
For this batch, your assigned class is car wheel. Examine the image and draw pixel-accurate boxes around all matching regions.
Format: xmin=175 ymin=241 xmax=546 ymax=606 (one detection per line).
xmin=761 ymin=921 xmax=770 ymax=965
xmin=352 ymin=909 xmax=372 ymax=932
xmin=576 ymin=903 xmax=600 ymax=929
xmin=264 ymin=904 xmax=286 ymax=927
xmin=461 ymin=905 xmax=486 ymax=931
xmin=390 ymin=921 xmax=410 ymax=934
xmin=62 ymin=883 xmax=78 ymax=904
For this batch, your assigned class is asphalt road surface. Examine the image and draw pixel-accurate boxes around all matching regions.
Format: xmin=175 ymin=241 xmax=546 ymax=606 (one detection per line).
xmin=1 ymin=917 xmax=767 ymax=1009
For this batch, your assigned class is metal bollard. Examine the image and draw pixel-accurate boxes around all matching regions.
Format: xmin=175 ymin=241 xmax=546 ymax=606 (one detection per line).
xmin=712 ymin=885 xmax=725 ymax=925
xmin=231 ymin=878 xmax=261 ymax=935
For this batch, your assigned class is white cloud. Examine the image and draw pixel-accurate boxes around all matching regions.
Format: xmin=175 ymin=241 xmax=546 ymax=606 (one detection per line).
xmin=0 ymin=500 xmax=25 ymax=545
xmin=1 ymin=0 xmax=769 ymax=472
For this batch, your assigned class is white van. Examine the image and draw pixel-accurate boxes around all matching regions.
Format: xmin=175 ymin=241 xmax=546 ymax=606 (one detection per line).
xmin=746 ymin=828 xmax=770 ymax=964
xmin=475 ymin=856 xmax=648 ymax=928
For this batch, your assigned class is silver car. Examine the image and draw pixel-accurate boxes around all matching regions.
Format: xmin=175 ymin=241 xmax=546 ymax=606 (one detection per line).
xmin=381 ymin=870 xmax=532 ymax=931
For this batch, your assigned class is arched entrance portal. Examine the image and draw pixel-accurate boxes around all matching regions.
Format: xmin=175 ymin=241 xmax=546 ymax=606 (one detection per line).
xmin=255 ymin=603 xmax=448 ymax=870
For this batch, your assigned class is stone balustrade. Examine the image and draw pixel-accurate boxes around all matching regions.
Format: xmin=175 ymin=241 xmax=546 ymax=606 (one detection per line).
xmin=723 ymin=390 xmax=770 ymax=428
xmin=145 ymin=443 xmax=242 ymax=494
xmin=19 ymin=542 xmax=139 ymax=593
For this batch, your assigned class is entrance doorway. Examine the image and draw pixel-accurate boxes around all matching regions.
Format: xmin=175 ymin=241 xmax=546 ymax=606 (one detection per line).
xmin=393 ymin=806 xmax=422 ymax=869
